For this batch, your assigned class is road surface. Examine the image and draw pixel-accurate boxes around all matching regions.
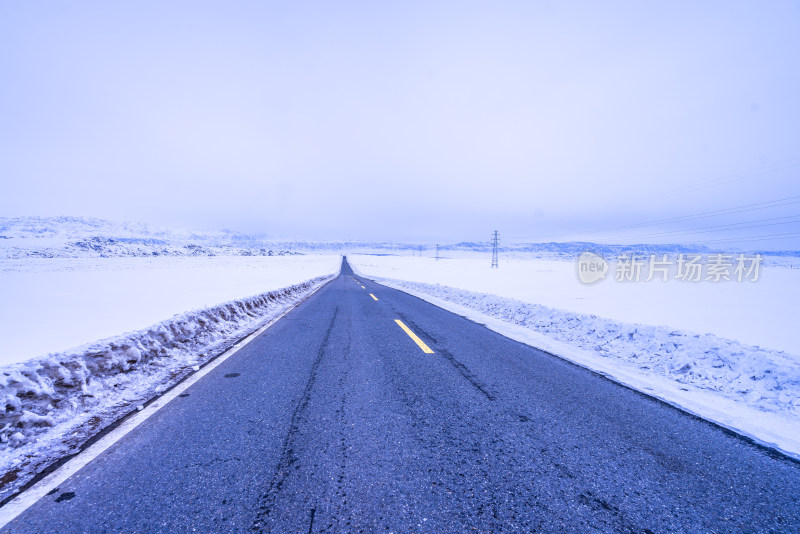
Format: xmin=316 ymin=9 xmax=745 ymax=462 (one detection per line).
xmin=4 ymin=258 xmax=800 ymax=532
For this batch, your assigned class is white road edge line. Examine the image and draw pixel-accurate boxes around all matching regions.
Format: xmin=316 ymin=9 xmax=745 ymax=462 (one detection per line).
xmin=0 ymin=277 xmax=333 ymax=529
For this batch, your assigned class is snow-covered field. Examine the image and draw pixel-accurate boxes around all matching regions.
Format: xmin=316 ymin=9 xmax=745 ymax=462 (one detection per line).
xmin=350 ymin=254 xmax=800 ymax=458
xmin=351 ymin=255 xmax=799 ymax=354
xmin=0 ymin=255 xmax=340 ymax=500
xmin=0 ymin=255 xmax=341 ymax=366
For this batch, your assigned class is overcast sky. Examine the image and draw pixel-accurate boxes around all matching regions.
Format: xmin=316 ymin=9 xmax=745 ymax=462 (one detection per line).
xmin=1 ymin=1 xmax=799 ymax=247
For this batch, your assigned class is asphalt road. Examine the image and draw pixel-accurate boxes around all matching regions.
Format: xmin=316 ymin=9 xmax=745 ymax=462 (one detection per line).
xmin=5 ymin=258 xmax=800 ymax=533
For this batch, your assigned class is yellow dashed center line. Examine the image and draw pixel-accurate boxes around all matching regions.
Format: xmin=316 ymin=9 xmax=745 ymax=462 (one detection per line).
xmin=394 ymin=320 xmax=434 ymax=354
xmin=370 ymin=293 xmax=379 ymax=301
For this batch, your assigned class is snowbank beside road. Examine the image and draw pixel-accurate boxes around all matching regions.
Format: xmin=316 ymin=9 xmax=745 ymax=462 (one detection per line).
xmin=351 ymin=263 xmax=800 ymax=459
xmin=0 ymin=273 xmax=335 ymax=502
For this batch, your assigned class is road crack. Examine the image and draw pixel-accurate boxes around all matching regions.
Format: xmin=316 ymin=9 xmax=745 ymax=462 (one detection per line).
xmin=251 ymin=306 xmax=340 ymax=532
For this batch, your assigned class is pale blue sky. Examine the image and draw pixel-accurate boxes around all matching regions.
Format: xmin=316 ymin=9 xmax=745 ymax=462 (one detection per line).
xmin=1 ymin=1 xmax=799 ymax=248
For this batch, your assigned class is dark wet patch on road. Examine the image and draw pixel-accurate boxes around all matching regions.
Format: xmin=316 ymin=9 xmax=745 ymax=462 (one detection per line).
xmin=54 ymin=492 xmax=75 ymax=503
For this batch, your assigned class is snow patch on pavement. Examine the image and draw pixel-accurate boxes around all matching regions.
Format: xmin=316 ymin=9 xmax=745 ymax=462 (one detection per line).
xmin=364 ymin=275 xmax=800 ymax=459
xmin=0 ymin=274 xmax=333 ymax=501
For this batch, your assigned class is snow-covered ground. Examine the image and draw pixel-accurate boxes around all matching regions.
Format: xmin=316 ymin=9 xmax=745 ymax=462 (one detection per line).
xmin=350 ymin=254 xmax=800 ymax=458
xmin=351 ymin=255 xmax=799 ymax=354
xmin=0 ymin=255 xmax=340 ymax=500
xmin=0 ymin=255 xmax=341 ymax=366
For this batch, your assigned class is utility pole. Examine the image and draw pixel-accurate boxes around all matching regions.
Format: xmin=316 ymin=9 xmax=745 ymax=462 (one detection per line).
xmin=435 ymin=244 xmax=440 ymax=261
xmin=491 ymin=231 xmax=499 ymax=268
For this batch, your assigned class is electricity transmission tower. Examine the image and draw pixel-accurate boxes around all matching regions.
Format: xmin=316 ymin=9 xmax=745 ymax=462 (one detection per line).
xmin=435 ymin=244 xmax=440 ymax=261
xmin=491 ymin=231 xmax=499 ymax=268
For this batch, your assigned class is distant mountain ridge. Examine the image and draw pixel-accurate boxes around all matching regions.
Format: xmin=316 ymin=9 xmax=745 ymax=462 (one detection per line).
xmin=0 ymin=216 xmax=286 ymax=258
xmin=0 ymin=216 xmax=795 ymax=259
xmin=0 ymin=216 xmax=239 ymax=243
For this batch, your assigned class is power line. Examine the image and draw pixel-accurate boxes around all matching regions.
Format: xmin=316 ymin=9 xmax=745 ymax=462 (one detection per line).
xmin=507 ymin=155 xmax=800 ymax=242
xmin=607 ymin=156 xmax=800 ymax=212
xmin=595 ymin=195 xmax=800 ymax=234
xmin=598 ymin=214 xmax=800 ymax=242
xmin=511 ymin=194 xmax=800 ymax=242
xmin=692 ymin=231 xmax=800 ymax=246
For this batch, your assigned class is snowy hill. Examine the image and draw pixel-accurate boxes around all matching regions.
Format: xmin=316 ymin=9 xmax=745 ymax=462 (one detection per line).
xmin=0 ymin=216 xmax=256 ymax=246
xmin=0 ymin=217 xmax=296 ymax=258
